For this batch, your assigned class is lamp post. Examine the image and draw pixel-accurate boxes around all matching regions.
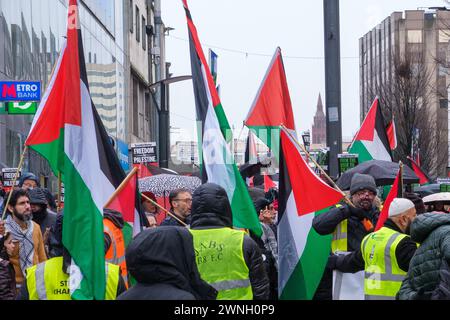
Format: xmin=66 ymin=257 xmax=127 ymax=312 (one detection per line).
xmin=149 ymin=75 xmax=192 ymax=168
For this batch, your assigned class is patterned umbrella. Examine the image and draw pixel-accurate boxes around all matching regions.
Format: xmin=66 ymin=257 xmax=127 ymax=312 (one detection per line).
xmin=139 ymin=174 xmax=202 ymax=197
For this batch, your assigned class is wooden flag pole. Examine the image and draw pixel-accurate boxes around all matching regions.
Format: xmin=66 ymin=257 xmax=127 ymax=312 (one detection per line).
xmin=2 ymin=146 xmax=28 ymax=220
xmin=103 ymin=167 xmax=139 ymax=209
xmin=280 ymin=125 xmax=355 ymax=208
xmin=140 ymin=193 xmax=188 ymax=227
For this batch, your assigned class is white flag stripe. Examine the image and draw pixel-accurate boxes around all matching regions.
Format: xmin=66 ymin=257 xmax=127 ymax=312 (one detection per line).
xmin=65 ymin=81 xmax=115 ymax=213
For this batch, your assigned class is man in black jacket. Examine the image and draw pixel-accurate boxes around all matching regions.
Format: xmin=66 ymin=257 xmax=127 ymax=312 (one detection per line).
xmin=118 ymin=226 xmax=217 ymax=300
xmin=312 ymin=173 xmax=380 ymax=300
xmin=330 ymin=198 xmax=418 ymax=299
xmin=190 ymin=183 xmax=270 ymax=300
xmin=28 ymin=188 xmax=57 ymax=239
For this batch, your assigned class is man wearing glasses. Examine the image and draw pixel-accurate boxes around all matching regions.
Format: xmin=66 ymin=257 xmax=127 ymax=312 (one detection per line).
xmin=312 ymin=173 xmax=381 ymax=300
xmin=161 ymin=188 xmax=193 ymax=227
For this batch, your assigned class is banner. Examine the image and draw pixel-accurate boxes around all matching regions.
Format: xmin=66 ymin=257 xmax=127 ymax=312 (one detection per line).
xmin=131 ymin=142 xmax=157 ymax=165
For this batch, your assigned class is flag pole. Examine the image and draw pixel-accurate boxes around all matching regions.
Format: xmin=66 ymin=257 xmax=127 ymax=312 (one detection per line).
xmin=280 ymin=125 xmax=355 ymax=208
xmin=2 ymin=146 xmax=28 ymax=220
xmin=140 ymin=193 xmax=187 ymax=227
xmin=57 ymin=171 xmax=62 ymax=213
xmin=103 ymin=166 xmax=139 ymax=209
xmin=399 ymin=161 xmax=404 ymax=197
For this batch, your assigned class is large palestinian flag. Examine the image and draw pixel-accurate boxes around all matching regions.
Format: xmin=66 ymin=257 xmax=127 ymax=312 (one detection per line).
xmin=25 ymin=0 xmax=146 ymax=299
xmin=278 ymin=128 xmax=343 ymax=299
xmin=183 ymin=0 xmax=261 ymax=236
xmin=244 ymin=47 xmax=296 ymax=151
xmin=349 ymin=97 xmax=392 ymax=163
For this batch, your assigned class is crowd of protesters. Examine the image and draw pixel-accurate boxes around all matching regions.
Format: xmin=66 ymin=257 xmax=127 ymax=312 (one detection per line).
xmin=0 ymin=169 xmax=450 ymax=300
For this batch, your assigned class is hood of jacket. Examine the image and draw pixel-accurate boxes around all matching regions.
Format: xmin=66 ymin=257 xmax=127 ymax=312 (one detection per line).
xmin=410 ymin=212 xmax=450 ymax=243
xmin=190 ymin=183 xmax=233 ymax=229
xmin=103 ymin=208 xmax=124 ymax=229
xmin=125 ymin=226 xmax=217 ymax=299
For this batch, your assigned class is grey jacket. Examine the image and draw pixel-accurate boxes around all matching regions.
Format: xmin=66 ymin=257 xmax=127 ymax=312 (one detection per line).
xmin=397 ymin=213 xmax=450 ymax=300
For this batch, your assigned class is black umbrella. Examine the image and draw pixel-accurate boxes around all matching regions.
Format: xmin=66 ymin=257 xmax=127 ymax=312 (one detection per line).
xmin=413 ymin=183 xmax=441 ymax=197
xmin=336 ymin=160 xmax=419 ymax=190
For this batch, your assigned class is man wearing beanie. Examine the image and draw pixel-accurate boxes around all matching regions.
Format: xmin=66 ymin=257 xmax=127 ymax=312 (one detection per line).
xmin=312 ymin=173 xmax=380 ymax=300
xmin=329 ymin=198 xmax=418 ymax=300
xmin=29 ymin=188 xmax=57 ymax=239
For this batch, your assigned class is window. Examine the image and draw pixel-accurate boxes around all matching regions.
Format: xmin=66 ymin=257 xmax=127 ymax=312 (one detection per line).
xmin=407 ymin=30 xmax=422 ymax=43
xmin=129 ymin=0 xmax=133 ymax=33
xmin=142 ymin=16 xmax=146 ymax=50
xmin=135 ymin=6 xmax=140 ymax=43
xmin=439 ymin=30 xmax=450 ymax=43
xmin=132 ymin=77 xmax=139 ymax=136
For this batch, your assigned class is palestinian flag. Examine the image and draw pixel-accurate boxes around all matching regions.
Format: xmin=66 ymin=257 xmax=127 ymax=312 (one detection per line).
xmin=375 ymin=165 xmax=402 ymax=231
xmin=349 ymin=97 xmax=392 ymax=163
xmin=386 ymin=118 xmax=397 ymax=150
xmin=104 ymin=167 xmax=142 ymax=237
xmin=407 ymin=156 xmax=430 ymax=185
xmin=25 ymin=0 xmax=147 ymax=299
xmin=183 ymin=0 xmax=261 ymax=236
xmin=244 ymin=47 xmax=296 ymax=151
xmin=244 ymin=129 xmax=258 ymax=163
xmin=279 ymin=128 xmax=343 ymax=299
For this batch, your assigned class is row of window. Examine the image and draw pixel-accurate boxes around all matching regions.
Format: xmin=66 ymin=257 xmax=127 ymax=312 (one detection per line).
xmin=129 ymin=0 xmax=147 ymax=51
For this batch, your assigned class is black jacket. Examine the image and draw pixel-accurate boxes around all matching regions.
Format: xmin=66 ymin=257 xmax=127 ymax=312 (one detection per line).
xmin=117 ymin=226 xmax=217 ymax=300
xmin=312 ymin=203 xmax=380 ymax=300
xmin=190 ymin=183 xmax=270 ymax=300
xmin=331 ymin=219 xmax=417 ymax=273
xmin=32 ymin=208 xmax=57 ymax=237
xmin=0 ymin=258 xmax=16 ymax=300
xmin=160 ymin=211 xmax=192 ymax=227
xmin=313 ymin=204 xmax=380 ymax=252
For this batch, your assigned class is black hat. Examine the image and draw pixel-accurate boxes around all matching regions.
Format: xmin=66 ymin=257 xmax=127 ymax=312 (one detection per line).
xmin=350 ymin=173 xmax=377 ymax=196
xmin=254 ymin=197 xmax=272 ymax=214
xmin=28 ymin=188 xmax=48 ymax=205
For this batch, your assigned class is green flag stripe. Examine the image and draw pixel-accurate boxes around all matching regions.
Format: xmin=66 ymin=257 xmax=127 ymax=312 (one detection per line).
xmin=280 ymin=208 xmax=332 ymax=300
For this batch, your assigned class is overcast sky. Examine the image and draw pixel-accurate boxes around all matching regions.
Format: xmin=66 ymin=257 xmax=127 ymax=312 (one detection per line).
xmin=162 ymin=0 xmax=445 ymax=142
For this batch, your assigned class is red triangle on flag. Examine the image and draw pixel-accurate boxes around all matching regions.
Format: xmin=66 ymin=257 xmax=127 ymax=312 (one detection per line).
xmin=354 ymin=98 xmax=379 ymax=142
xmin=245 ymin=48 xmax=296 ymax=130
xmin=375 ymin=169 xmax=401 ymax=231
xmin=281 ymin=129 xmax=343 ymax=215
xmin=105 ymin=169 xmax=137 ymax=224
xmin=264 ymin=175 xmax=277 ymax=192
xmin=386 ymin=119 xmax=397 ymax=150
xmin=407 ymin=156 xmax=429 ymax=185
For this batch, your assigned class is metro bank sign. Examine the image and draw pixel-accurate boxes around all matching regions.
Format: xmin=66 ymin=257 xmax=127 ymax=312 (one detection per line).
xmin=0 ymin=81 xmax=41 ymax=101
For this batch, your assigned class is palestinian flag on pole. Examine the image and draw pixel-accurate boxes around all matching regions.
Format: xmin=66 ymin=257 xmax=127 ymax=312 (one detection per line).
xmin=244 ymin=47 xmax=296 ymax=152
xmin=386 ymin=117 xmax=397 ymax=150
xmin=349 ymin=97 xmax=392 ymax=163
xmin=279 ymin=128 xmax=343 ymax=299
xmin=104 ymin=167 xmax=142 ymax=237
xmin=183 ymin=0 xmax=261 ymax=236
xmin=407 ymin=156 xmax=430 ymax=185
xmin=375 ymin=165 xmax=403 ymax=231
xmin=25 ymin=0 xmax=146 ymax=299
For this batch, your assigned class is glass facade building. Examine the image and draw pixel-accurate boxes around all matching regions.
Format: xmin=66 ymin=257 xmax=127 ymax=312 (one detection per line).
xmin=0 ymin=0 xmax=128 ymax=187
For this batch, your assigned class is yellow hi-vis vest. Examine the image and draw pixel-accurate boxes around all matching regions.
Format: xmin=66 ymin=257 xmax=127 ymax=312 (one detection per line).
xmin=26 ymin=256 xmax=120 ymax=300
xmin=190 ymin=228 xmax=253 ymax=300
xmin=332 ymin=205 xmax=348 ymax=253
xmin=361 ymin=227 xmax=410 ymax=300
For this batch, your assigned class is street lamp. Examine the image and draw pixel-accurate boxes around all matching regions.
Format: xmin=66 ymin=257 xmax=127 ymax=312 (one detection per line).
xmin=148 ymin=75 xmax=192 ymax=168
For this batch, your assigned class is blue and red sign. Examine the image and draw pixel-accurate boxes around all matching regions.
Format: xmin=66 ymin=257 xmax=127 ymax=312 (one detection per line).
xmin=0 ymin=81 xmax=41 ymax=102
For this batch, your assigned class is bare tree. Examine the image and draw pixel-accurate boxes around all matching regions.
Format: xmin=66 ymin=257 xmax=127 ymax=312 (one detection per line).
xmin=369 ymin=49 xmax=447 ymax=178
